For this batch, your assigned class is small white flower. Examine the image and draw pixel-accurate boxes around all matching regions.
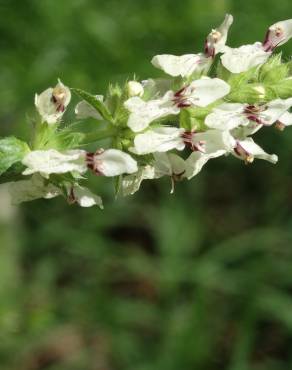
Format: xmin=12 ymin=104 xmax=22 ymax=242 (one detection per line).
xmin=205 ymin=14 xmax=234 ymax=57
xmin=205 ymin=99 xmax=292 ymax=131
xmin=86 ymin=149 xmax=138 ymax=176
xmin=35 ymin=79 xmax=71 ymax=124
xmin=185 ymin=130 xmax=235 ymax=179
xmin=221 ymin=42 xmax=270 ymax=73
xmin=127 ymin=81 xmax=144 ymax=97
xmin=131 ymin=126 xmax=185 ymax=154
xmin=75 ymin=95 xmax=104 ymax=120
xmin=122 ymin=165 xmax=156 ymax=196
xmin=125 ymin=77 xmax=230 ymax=132
xmin=22 ymin=149 xmax=87 ymax=177
xmin=151 ymin=53 xmax=212 ymax=78
xmin=67 ymin=184 xmax=103 ymax=208
xmin=8 ymin=174 xmax=61 ymax=205
xmin=263 ymin=19 xmax=292 ymax=51
xmin=233 ymin=138 xmax=278 ymax=164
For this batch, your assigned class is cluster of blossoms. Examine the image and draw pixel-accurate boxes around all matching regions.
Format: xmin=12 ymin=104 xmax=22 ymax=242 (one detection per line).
xmin=1 ymin=15 xmax=292 ymax=207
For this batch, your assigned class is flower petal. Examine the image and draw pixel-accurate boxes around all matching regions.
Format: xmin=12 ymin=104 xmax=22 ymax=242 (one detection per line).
xmin=94 ymin=149 xmax=138 ymax=176
xmin=153 ymin=152 xmax=186 ymax=178
xmin=151 ymin=53 xmax=211 ymax=77
xmin=124 ymin=92 xmax=180 ymax=132
xmin=205 ymin=14 xmax=233 ymax=56
xmin=233 ymin=138 xmax=278 ymax=164
xmin=69 ymin=185 xmax=103 ymax=208
xmin=187 ymin=77 xmax=230 ymax=107
xmin=205 ymin=103 xmax=247 ymax=130
xmin=132 ymin=127 xmax=185 ymax=154
xmin=22 ymin=149 xmax=87 ymax=177
xmin=278 ymin=111 xmax=292 ymax=127
xmin=221 ymin=42 xmax=270 ymax=73
xmin=122 ymin=165 xmax=156 ymax=196
xmin=263 ymin=19 xmax=292 ymax=51
xmin=185 ymin=130 xmax=235 ymax=179
xmin=261 ymin=98 xmax=292 ymax=125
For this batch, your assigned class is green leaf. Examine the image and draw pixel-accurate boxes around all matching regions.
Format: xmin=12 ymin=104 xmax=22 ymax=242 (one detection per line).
xmin=0 ymin=137 xmax=30 ymax=176
xmin=52 ymin=130 xmax=85 ymax=150
xmin=72 ymin=88 xmax=113 ymax=122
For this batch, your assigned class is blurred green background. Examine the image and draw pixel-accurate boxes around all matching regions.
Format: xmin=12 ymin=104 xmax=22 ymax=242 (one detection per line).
xmin=1 ymin=0 xmax=292 ymax=369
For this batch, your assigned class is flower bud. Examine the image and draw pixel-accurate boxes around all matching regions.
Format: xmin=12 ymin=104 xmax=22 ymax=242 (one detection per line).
xmin=127 ymin=81 xmax=144 ymax=97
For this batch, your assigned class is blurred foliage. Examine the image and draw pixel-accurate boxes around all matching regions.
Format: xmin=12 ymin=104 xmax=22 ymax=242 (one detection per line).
xmin=1 ymin=0 xmax=292 ymax=369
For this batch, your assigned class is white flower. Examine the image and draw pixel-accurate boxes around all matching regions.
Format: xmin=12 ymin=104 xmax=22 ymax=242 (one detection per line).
xmin=122 ymin=165 xmax=156 ymax=196
xmin=67 ymin=184 xmax=103 ymax=208
xmin=75 ymin=95 xmax=103 ymax=120
xmin=127 ymin=81 xmax=144 ymax=97
xmin=233 ymin=138 xmax=278 ymax=164
xmin=205 ymin=14 xmax=234 ymax=57
xmin=205 ymin=99 xmax=292 ymax=131
xmin=151 ymin=53 xmax=212 ymax=78
xmin=185 ymin=130 xmax=235 ymax=179
xmin=8 ymin=174 xmax=61 ymax=205
xmin=125 ymin=77 xmax=230 ymax=132
xmin=131 ymin=127 xmax=185 ymax=154
xmin=22 ymin=149 xmax=87 ymax=177
xmin=263 ymin=19 xmax=292 ymax=51
xmin=86 ymin=149 xmax=138 ymax=176
xmin=35 ymin=79 xmax=71 ymax=124
xmin=221 ymin=42 xmax=270 ymax=73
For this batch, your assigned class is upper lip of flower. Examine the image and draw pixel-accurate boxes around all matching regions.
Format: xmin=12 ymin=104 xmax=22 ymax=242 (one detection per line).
xmin=262 ymin=19 xmax=292 ymax=51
